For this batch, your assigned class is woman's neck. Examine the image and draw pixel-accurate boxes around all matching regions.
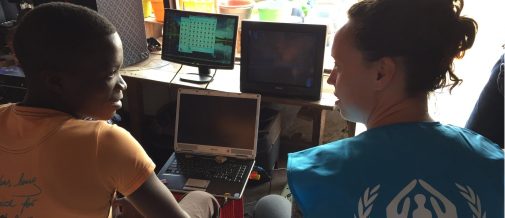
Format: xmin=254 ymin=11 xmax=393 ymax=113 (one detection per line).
xmin=366 ymin=95 xmax=433 ymax=129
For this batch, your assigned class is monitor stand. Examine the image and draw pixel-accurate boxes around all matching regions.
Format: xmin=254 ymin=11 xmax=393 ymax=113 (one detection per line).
xmin=180 ymin=66 xmax=213 ymax=84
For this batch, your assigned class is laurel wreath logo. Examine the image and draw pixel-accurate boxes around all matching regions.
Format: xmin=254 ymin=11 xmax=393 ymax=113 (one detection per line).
xmin=456 ymin=183 xmax=487 ymax=218
xmin=353 ymin=182 xmax=488 ymax=217
xmin=354 ymin=184 xmax=380 ymax=218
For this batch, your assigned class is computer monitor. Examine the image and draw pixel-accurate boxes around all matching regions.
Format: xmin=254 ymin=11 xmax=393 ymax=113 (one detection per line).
xmin=0 ymin=0 xmax=18 ymax=23
xmin=240 ymin=21 xmax=327 ymax=100
xmin=162 ymin=9 xmax=239 ymax=84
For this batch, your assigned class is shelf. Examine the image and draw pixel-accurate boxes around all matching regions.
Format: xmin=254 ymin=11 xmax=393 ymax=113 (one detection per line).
xmin=144 ymin=16 xmax=163 ymax=38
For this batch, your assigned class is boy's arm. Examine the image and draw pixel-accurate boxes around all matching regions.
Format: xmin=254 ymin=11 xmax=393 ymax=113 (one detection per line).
xmin=98 ymin=126 xmax=218 ymax=217
xmin=126 ymin=173 xmax=219 ymax=218
xmin=125 ymin=173 xmax=190 ymax=218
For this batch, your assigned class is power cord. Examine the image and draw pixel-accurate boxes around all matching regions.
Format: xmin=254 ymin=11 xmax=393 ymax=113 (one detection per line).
xmin=120 ymin=62 xmax=171 ymax=72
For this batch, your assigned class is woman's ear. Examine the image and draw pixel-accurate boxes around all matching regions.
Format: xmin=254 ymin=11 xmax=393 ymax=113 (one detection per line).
xmin=374 ymin=57 xmax=396 ymax=91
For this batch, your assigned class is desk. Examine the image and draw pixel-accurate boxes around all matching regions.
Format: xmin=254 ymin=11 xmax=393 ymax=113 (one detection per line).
xmin=120 ymin=54 xmax=353 ymax=146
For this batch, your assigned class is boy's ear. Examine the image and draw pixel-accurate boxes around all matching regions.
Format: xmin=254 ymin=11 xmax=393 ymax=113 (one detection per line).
xmin=374 ymin=57 xmax=396 ymax=90
xmin=42 ymin=71 xmax=64 ymax=94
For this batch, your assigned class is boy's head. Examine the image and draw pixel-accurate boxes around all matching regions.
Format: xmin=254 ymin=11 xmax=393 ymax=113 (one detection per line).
xmin=14 ymin=2 xmax=127 ymax=120
xmin=14 ymin=2 xmax=118 ymax=75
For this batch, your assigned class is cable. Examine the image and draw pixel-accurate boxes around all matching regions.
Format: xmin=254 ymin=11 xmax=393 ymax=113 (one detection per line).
xmin=176 ymin=64 xmax=183 ymax=73
xmin=168 ymin=64 xmax=184 ymax=84
xmin=268 ymin=179 xmax=272 ymax=195
xmin=121 ymin=62 xmax=170 ymax=72
xmin=245 ymin=200 xmax=258 ymax=206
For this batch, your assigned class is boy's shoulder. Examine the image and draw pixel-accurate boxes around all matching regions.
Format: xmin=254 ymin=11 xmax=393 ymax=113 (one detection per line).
xmin=0 ymin=103 xmax=14 ymax=111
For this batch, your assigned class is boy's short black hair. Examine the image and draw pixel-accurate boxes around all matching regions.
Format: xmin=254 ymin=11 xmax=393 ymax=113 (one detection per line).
xmin=13 ymin=2 xmax=117 ymax=76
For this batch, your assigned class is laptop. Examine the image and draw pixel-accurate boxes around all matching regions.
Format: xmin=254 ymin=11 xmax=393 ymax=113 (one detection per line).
xmin=157 ymin=88 xmax=261 ymax=199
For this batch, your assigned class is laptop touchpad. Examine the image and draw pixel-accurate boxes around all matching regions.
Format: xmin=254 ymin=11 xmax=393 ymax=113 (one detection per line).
xmin=183 ymin=178 xmax=210 ymax=191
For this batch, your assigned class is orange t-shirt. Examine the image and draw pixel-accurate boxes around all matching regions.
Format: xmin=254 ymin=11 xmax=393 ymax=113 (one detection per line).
xmin=0 ymin=104 xmax=155 ymax=218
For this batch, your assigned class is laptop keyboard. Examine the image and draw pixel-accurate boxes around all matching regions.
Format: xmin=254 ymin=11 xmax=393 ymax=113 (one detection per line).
xmin=166 ymin=155 xmax=249 ymax=183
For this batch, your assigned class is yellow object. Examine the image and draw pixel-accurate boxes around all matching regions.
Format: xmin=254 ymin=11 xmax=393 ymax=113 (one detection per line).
xmin=182 ymin=0 xmax=215 ymax=13
xmin=151 ymin=0 xmax=165 ymax=22
xmin=141 ymin=0 xmax=153 ymax=18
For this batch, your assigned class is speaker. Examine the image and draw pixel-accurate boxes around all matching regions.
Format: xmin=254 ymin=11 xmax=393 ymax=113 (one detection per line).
xmin=256 ymin=107 xmax=281 ymax=176
xmin=33 ymin=0 xmax=150 ymax=67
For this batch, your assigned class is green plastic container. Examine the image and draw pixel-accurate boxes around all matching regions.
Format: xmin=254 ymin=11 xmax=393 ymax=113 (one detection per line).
xmin=258 ymin=8 xmax=283 ymax=21
xmin=256 ymin=0 xmax=290 ymax=22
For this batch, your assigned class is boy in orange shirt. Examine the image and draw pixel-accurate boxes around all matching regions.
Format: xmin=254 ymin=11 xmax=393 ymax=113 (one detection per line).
xmin=0 ymin=2 xmax=218 ymax=217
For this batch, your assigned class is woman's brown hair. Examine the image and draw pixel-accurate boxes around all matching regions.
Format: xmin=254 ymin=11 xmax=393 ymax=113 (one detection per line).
xmin=348 ymin=0 xmax=477 ymax=95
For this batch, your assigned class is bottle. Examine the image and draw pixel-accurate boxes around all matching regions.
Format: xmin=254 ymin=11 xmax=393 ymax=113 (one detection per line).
xmin=141 ymin=0 xmax=153 ymax=18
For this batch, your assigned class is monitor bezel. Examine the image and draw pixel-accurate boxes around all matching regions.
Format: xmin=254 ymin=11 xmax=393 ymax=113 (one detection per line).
xmin=240 ymin=21 xmax=327 ymax=100
xmin=162 ymin=9 xmax=239 ymax=70
xmin=174 ymin=88 xmax=261 ymax=159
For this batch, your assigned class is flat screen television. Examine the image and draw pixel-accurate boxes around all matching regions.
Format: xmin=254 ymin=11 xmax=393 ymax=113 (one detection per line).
xmin=240 ymin=21 xmax=327 ymax=100
xmin=162 ymin=9 xmax=238 ymax=84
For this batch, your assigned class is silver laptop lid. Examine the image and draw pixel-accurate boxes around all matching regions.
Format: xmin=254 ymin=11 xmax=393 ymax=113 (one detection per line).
xmin=175 ymin=88 xmax=261 ymax=159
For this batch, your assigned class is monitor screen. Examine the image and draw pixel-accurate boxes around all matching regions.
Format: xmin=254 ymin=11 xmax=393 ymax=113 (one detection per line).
xmin=177 ymin=92 xmax=258 ymax=150
xmin=240 ymin=21 xmax=326 ymax=100
xmin=162 ymin=9 xmax=238 ymax=83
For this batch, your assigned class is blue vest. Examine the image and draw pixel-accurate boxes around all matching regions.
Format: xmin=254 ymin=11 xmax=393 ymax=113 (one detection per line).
xmin=288 ymin=122 xmax=504 ymax=218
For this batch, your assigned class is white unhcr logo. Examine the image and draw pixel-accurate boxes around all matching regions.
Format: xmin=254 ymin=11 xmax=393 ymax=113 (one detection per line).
xmin=354 ymin=179 xmax=487 ymax=218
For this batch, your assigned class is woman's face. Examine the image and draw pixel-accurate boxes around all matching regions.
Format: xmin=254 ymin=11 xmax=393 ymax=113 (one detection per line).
xmin=327 ymin=22 xmax=379 ymax=124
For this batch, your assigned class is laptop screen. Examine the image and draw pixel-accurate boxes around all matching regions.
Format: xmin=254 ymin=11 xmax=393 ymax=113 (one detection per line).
xmin=176 ymin=89 xmax=260 ymax=157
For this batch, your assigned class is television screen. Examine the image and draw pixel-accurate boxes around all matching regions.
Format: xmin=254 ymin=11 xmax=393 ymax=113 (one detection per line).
xmin=240 ymin=21 xmax=326 ymax=100
xmin=162 ymin=9 xmax=238 ymax=83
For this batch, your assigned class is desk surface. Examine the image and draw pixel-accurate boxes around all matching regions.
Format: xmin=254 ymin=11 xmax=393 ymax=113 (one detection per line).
xmin=120 ymin=53 xmax=337 ymax=111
